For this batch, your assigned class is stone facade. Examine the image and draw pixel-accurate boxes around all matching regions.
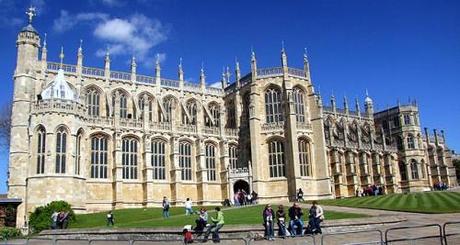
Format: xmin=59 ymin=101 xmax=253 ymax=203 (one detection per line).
xmin=7 ymin=17 xmax=457 ymax=228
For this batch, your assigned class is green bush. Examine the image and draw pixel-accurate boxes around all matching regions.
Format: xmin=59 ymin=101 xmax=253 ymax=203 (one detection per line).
xmin=28 ymin=201 xmax=75 ymax=233
xmin=0 ymin=227 xmax=22 ymax=240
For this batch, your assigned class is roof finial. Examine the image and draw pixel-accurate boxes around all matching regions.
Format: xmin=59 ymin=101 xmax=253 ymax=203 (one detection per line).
xmin=201 ymin=62 xmax=204 ymax=74
xmin=179 ymin=57 xmax=183 ymax=69
xmin=79 ymin=39 xmax=83 ymax=52
xmin=303 ymin=48 xmax=308 ymax=62
xmin=365 ymin=88 xmax=369 ymax=97
xmin=251 ymin=46 xmax=256 ymax=60
xmin=155 ymin=53 xmax=160 ymax=66
xmin=43 ymin=33 xmax=47 ymax=48
xmin=26 ymin=6 xmax=36 ymax=24
xmin=59 ymin=46 xmax=64 ymax=68
xmin=281 ymin=40 xmax=285 ymax=53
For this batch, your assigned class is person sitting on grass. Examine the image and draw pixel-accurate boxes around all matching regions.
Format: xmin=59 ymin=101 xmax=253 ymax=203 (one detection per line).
xmin=194 ymin=207 xmax=208 ymax=237
xmin=203 ymin=207 xmax=225 ymax=243
xmin=288 ymin=202 xmax=304 ymax=237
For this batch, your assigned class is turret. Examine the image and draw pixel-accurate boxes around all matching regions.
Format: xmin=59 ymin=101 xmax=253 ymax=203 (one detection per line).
xmin=16 ymin=6 xmax=40 ymax=75
xmin=364 ymin=89 xmax=374 ymax=116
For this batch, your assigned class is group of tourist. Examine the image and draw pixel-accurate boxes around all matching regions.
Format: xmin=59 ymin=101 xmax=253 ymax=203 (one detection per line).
xmin=182 ymin=206 xmax=225 ymax=243
xmin=50 ymin=211 xmax=70 ymax=229
xmin=233 ymin=189 xmax=258 ymax=206
xmin=356 ymin=185 xmax=384 ymax=197
xmin=433 ymin=181 xmax=448 ymax=191
xmin=262 ymin=202 xmax=324 ymax=241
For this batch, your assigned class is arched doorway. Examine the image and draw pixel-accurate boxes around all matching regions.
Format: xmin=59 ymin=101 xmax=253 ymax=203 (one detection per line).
xmin=233 ymin=180 xmax=250 ymax=194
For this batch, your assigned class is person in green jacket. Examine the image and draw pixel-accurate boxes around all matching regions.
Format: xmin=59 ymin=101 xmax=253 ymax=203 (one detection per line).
xmin=203 ymin=207 xmax=224 ymax=243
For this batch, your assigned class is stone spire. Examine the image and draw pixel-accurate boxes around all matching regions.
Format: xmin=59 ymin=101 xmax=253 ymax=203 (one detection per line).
xmin=178 ymin=57 xmax=184 ymax=82
xmin=303 ymin=48 xmax=311 ymax=80
xmin=343 ymin=95 xmax=349 ymax=113
xmin=250 ymin=48 xmax=257 ymax=77
xmin=59 ymin=46 xmax=64 ymax=69
xmin=104 ymin=48 xmax=111 ymax=71
xmin=235 ymin=57 xmax=241 ymax=87
xmin=281 ymin=41 xmax=288 ymax=67
xmin=41 ymin=33 xmax=47 ymax=62
xmin=77 ymin=39 xmax=83 ymax=67
xmin=200 ymin=63 xmax=206 ymax=91
xmin=331 ymin=92 xmax=336 ymax=112
xmin=155 ymin=54 xmax=161 ymax=86
xmin=355 ymin=98 xmax=361 ymax=116
xmin=131 ymin=56 xmax=137 ymax=74
xmin=221 ymin=67 xmax=227 ymax=89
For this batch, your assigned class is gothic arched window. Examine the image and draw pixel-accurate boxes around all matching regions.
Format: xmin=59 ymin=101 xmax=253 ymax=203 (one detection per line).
xmin=161 ymin=97 xmax=173 ymax=123
xmin=90 ymin=135 xmax=108 ymax=178
xmin=268 ymin=140 xmax=285 ymax=178
xmin=410 ymin=159 xmax=419 ymax=179
xmin=86 ymin=88 xmax=100 ymax=117
xmin=293 ymin=87 xmax=305 ymax=122
xmin=183 ymin=100 xmax=197 ymax=125
xmin=265 ymin=88 xmax=283 ymax=123
xmin=229 ymin=145 xmax=238 ymax=169
xmin=112 ymin=91 xmax=128 ymax=118
xmin=399 ymin=161 xmax=407 ymax=181
xmin=206 ymin=103 xmax=220 ymax=127
xmin=55 ymin=127 xmax=67 ymax=174
xmin=298 ymin=139 xmax=311 ymax=176
xmin=122 ymin=137 xmax=138 ymax=179
xmin=205 ymin=143 xmax=217 ymax=181
xmin=151 ymin=140 xmax=166 ymax=180
xmin=179 ymin=141 xmax=192 ymax=181
xmin=36 ymin=127 xmax=46 ymax=174
xmin=407 ymin=134 xmax=416 ymax=149
xmin=139 ymin=95 xmax=153 ymax=121
xmin=75 ymin=131 xmax=82 ymax=175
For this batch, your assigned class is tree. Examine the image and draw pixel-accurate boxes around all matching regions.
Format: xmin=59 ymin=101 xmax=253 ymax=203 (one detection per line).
xmin=0 ymin=101 xmax=12 ymax=152
xmin=28 ymin=201 xmax=75 ymax=233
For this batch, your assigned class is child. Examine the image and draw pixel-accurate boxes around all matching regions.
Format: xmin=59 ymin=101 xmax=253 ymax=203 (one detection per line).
xmin=107 ymin=211 xmax=114 ymax=226
xmin=183 ymin=225 xmax=193 ymax=243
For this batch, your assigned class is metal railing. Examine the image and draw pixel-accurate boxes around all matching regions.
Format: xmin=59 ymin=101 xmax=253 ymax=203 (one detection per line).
xmin=443 ymin=221 xmax=460 ymax=245
xmin=321 ymin=229 xmax=383 ymax=245
xmin=384 ymin=223 xmax=443 ymax=244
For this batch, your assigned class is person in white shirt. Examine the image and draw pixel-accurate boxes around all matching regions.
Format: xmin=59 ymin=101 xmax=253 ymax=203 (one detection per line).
xmin=185 ymin=198 xmax=193 ymax=215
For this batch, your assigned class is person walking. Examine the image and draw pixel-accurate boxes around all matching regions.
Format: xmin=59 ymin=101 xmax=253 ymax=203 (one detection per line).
xmin=106 ymin=211 xmax=115 ymax=226
xmin=297 ymin=188 xmax=305 ymax=202
xmin=185 ymin=198 xmax=193 ymax=215
xmin=288 ymin=202 xmax=304 ymax=237
xmin=276 ymin=205 xmax=287 ymax=238
xmin=162 ymin=196 xmax=170 ymax=218
xmin=203 ymin=207 xmax=225 ymax=243
xmin=262 ymin=204 xmax=275 ymax=241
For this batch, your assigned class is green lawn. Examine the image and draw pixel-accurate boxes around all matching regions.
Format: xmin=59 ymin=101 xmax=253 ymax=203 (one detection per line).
xmin=71 ymin=205 xmax=366 ymax=229
xmin=316 ymin=191 xmax=460 ymax=213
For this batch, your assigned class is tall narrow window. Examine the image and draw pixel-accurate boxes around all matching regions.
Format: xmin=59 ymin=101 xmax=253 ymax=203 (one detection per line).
xmin=226 ymin=101 xmax=236 ymax=128
xmin=36 ymin=127 xmax=46 ymax=174
xmin=91 ymin=135 xmax=108 ymax=178
xmin=179 ymin=142 xmax=192 ymax=181
xmin=407 ymin=135 xmax=415 ymax=149
xmin=268 ymin=140 xmax=285 ymax=177
xmin=183 ymin=100 xmax=197 ymax=125
xmin=112 ymin=92 xmax=128 ymax=118
xmin=410 ymin=160 xmax=419 ymax=179
xmin=151 ymin=140 xmax=166 ymax=180
xmin=205 ymin=144 xmax=216 ymax=181
xmin=75 ymin=132 xmax=82 ymax=175
xmin=139 ymin=96 xmax=153 ymax=121
xmin=86 ymin=88 xmax=100 ymax=117
xmin=265 ymin=88 xmax=283 ymax=123
xmin=298 ymin=139 xmax=311 ymax=176
xmin=122 ymin=137 xmax=138 ymax=179
xmin=404 ymin=114 xmax=411 ymax=125
xmin=399 ymin=161 xmax=407 ymax=181
xmin=229 ymin=145 xmax=238 ymax=169
xmin=293 ymin=87 xmax=305 ymax=122
xmin=161 ymin=97 xmax=173 ymax=122
xmin=55 ymin=127 xmax=67 ymax=174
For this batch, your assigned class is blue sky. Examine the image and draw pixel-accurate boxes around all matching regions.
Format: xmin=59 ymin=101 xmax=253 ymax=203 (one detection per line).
xmin=0 ymin=0 xmax=459 ymax=193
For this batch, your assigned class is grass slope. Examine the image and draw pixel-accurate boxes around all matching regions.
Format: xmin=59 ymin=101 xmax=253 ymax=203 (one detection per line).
xmin=71 ymin=205 xmax=366 ymax=229
xmin=317 ymin=191 xmax=460 ymax=213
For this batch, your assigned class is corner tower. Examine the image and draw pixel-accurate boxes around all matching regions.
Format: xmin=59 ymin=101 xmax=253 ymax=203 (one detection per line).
xmin=8 ymin=7 xmax=41 ymax=227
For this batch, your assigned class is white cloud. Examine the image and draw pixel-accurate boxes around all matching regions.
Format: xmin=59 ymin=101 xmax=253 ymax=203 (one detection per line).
xmin=209 ymin=82 xmax=222 ymax=88
xmin=53 ymin=10 xmax=108 ymax=32
xmin=52 ymin=10 xmax=168 ymax=66
xmin=100 ymin=0 xmax=124 ymax=7
xmin=94 ymin=14 xmax=168 ymax=64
